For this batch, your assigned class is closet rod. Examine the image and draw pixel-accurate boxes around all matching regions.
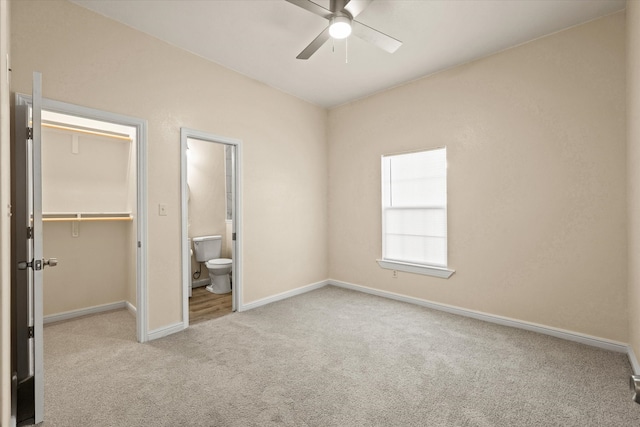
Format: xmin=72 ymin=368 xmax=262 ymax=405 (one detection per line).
xmin=43 ymin=216 xmax=133 ymax=222
xmin=42 ymin=213 xmax=133 ymax=222
xmin=42 ymin=122 xmax=132 ymax=142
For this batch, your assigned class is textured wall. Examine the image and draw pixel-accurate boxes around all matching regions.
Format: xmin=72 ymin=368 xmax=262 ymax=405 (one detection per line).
xmin=187 ymin=137 xmax=228 ymax=280
xmin=11 ymin=0 xmax=328 ymax=330
xmin=628 ymin=0 xmax=640 ymax=367
xmin=41 ymin=130 xmax=133 ymax=213
xmin=187 ymin=138 xmax=227 ymax=253
xmin=329 ymin=13 xmax=627 ymax=341
xmin=43 ymin=222 xmax=130 ymax=316
xmin=41 ymin=126 xmax=136 ymax=316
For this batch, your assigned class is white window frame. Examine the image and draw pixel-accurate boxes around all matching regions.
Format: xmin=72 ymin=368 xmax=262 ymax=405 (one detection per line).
xmin=377 ymin=147 xmax=455 ymax=279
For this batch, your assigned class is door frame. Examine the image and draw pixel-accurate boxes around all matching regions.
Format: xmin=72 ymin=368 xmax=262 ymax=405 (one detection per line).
xmin=180 ymin=128 xmax=243 ymax=327
xmin=15 ymin=93 xmax=149 ymax=343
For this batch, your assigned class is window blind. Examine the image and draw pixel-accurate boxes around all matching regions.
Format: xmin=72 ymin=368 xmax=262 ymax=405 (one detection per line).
xmin=382 ymin=147 xmax=447 ymax=267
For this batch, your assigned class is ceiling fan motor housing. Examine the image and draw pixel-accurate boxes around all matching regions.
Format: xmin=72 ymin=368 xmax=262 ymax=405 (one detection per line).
xmin=329 ymin=14 xmax=352 ymax=39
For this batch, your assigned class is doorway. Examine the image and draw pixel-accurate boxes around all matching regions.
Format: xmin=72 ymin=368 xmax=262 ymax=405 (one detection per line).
xmin=180 ymin=128 xmax=242 ymax=327
xmin=40 ymin=111 xmax=138 ymax=329
xmin=15 ymin=94 xmax=149 ymax=343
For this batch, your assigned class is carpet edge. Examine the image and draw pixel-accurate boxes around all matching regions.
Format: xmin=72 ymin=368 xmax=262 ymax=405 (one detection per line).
xmin=329 ymin=279 xmax=628 ymax=353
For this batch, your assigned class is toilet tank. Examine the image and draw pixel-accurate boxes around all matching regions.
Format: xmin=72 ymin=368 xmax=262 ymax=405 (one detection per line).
xmin=192 ymin=235 xmax=222 ymax=262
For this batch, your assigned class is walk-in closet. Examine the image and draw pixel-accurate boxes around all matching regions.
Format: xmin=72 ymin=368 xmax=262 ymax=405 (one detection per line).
xmin=41 ymin=111 xmax=138 ymax=323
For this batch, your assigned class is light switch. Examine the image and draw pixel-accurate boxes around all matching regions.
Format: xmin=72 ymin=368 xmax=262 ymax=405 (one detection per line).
xmin=159 ymin=203 xmax=167 ymax=216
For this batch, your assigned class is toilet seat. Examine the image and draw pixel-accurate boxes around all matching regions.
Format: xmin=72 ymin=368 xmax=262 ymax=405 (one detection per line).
xmin=205 ymin=258 xmax=232 ymax=269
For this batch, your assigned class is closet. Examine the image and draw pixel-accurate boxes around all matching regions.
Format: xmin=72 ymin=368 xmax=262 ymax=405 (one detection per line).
xmin=41 ymin=112 xmax=137 ymax=322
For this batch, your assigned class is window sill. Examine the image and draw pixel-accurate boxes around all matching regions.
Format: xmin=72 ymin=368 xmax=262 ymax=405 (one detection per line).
xmin=377 ymin=259 xmax=455 ymax=279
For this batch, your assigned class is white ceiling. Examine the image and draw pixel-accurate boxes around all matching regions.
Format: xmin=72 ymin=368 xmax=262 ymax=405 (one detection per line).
xmin=70 ymin=0 xmax=625 ymax=108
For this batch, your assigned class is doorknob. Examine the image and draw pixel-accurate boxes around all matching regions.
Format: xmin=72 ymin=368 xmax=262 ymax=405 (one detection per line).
xmin=17 ymin=258 xmax=57 ymax=271
xmin=17 ymin=260 xmax=32 ymax=270
xmin=44 ymin=258 xmax=58 ymax=268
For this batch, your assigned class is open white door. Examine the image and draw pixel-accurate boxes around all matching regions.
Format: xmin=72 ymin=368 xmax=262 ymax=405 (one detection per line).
xmin=230 ymin=144 xmax=238 ymax=312
xmin=12 ymin=72 xmax=53 ymax=425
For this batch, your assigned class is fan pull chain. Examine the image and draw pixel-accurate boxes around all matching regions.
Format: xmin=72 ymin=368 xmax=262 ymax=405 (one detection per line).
xmin=346 ymin=38 xmax=348 ymax=64
xmin=332 ymin=38 xmax=335 ymax=53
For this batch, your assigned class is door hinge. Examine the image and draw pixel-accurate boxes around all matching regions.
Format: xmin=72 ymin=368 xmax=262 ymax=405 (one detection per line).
xmin=28 ymin=326 xmax=34 ymax=339
xmin=26 ymin=127 xmax=33 ymax=140
xmin=232 ymin=232 xmax=236 ymax=241
xmin=26 ymin=226 xmax=33 ymax=239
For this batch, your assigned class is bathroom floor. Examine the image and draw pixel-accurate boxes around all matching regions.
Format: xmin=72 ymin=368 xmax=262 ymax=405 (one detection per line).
xmin=189 ymin=287 xmax=233 ymax=324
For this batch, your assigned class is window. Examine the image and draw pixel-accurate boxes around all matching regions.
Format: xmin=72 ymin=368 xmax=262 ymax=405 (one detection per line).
xmin=378 ymin=147 xmax=454 ymax=278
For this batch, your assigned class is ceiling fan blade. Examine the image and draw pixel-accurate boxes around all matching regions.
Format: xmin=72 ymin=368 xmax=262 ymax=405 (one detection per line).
xmin=285 ymin=0 xmax=332 ymax=19
xmin=296 ymin=26 xmax=331 ymax=59
xmin=351 ymin=20 xmax=402 ymax=54
xmin=343 ymin=0 xmax=372 ymax=18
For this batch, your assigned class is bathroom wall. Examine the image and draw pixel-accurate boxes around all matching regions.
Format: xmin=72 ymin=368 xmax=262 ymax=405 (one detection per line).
xmin=187 ymin=137 xmax=227 ymax=244
xmin=328 ymin=12 xmax=627 ymax=342
xmin=187 ymin=137 xmax=228 ymax=278
xmin=41 ymin=125 xmax=136 ymax=316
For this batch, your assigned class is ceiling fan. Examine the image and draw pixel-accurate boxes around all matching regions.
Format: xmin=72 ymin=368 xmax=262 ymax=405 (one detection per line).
xmin=285 ymin=0 xmax=402 ymax=60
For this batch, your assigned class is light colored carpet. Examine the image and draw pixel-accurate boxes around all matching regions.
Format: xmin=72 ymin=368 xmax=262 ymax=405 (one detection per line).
xmin=40 ymin=285 xmax=640 ymax=426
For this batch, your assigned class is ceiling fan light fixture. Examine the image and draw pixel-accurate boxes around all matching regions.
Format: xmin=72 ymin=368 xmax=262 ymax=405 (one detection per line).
xmin=329 ymin=16 xmax=352 ymax=39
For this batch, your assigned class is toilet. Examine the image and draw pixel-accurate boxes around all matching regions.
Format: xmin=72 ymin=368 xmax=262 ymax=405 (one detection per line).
xmin=192 ymin=235 xmax=232 ymax=294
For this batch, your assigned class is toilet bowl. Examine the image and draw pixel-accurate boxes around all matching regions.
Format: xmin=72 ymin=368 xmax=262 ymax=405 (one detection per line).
xmin=192 ymin=235 xmax=233 ymax=295
xmin=205 ymin=258 xmax=232 ymax=294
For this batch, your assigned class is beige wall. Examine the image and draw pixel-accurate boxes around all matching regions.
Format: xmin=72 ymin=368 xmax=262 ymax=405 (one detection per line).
xmin=329 ymin=13 xmax=628 ymax=342
xmin=628 ymin=0 xmax=640 ymax=366
xmin=187 ymin=137 xmax=229 ymax=279
xmin=10 ymin=0 xmax=328 ymax=330
xmin=43 ymin=222 xmax=130 ymax=316
xmin=41 ymin=126 xmax=136 ymax=316
xmin=41 ymin=129 xmax=132 ymax=213
xmin=1 ymin=0 xmax=10 ymax=423
xmin=187 ymin=138 xmax=227 ymax=253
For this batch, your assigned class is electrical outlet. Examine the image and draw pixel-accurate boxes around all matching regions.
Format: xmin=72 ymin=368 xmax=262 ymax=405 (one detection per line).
xmin=392 ymin=270 xmax=398 ymax=279
xmin=159 ymin=203 xmax=167 ymax=216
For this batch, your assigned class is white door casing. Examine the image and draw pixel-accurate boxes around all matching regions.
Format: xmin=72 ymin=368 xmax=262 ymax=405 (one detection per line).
xmin=180 ymin=128 xmax=243 ymax=328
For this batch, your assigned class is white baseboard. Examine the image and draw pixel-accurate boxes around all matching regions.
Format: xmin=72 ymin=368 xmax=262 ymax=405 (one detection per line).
xmin=147 ymin=322 xmax=185 ymax=341
xmin=239 ymin=279 xmax=329 ymax=312
xmin=629 ymin=346 xmax=640 ymax=375
xmin=44 ymin=301 xmax=128 ymax=324
xmin=191 ymin=277 xmax=210 ymax=288
xmin=329 ymin=279 xmax=628 ymax=354
xmin=126 ymin=301 xmax=137 ymax=316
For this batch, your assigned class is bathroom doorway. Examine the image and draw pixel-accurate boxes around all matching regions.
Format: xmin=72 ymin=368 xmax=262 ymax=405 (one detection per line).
xmin=180 ymin=128 xmax=242 ymax=327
